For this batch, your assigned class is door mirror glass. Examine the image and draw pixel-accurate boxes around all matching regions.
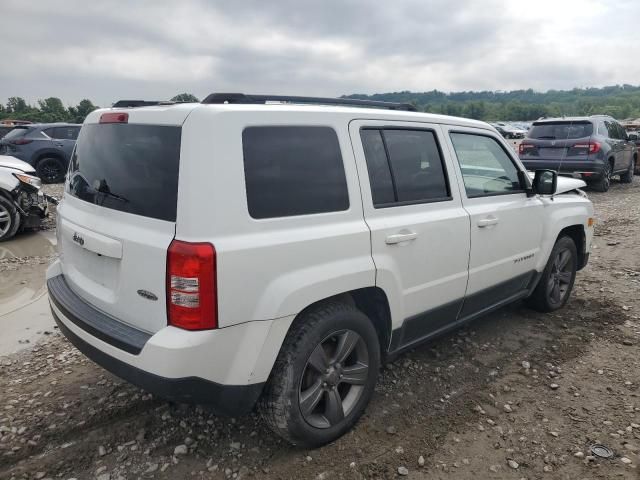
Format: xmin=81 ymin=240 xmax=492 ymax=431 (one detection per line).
xmin=628 ymin=132 xmax=638 ymax=141
xmin=533 ymin=169 xmax=557 ymax=195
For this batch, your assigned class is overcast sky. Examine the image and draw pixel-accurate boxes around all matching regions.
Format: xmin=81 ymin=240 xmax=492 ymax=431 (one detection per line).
xmin=2 ymin=0 xmax=639 ymax=107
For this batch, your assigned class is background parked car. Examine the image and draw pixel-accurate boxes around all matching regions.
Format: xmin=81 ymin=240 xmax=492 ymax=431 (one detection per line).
xmin=0 ymin=123 xmax=80 ymax=183
xmin=490 ymin=122 xmax=526 ymax=139
xmin=627 ymin=130 xmax=640 ymax=174
xmin=518 ymin=115 xmax=636 ymax=192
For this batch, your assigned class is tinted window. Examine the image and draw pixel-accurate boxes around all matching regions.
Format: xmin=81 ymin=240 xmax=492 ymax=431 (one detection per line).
xmin=3 ymin=127 xmax=29 ymax=140
xmin=528 ymin=121 xmax=593 ymax=140
xmin=242 ymin=126 xmax=349 ymax=219
xmin=598 ymin=121 xmax=609 ymax=136
xmin=605 ymin=121 xmax=619 ymax=139
xmin=450 ymin=133 xmax=522 ymax=197
xmin=68 ymin=124 xmax=181 ymax=221
xmin=360 ymin=129 xmax=395 ymax=205
xmin=52 ymin=126 xmax=80 ymax=140
xmin=383 ymin=130 xmax=449 ymax=202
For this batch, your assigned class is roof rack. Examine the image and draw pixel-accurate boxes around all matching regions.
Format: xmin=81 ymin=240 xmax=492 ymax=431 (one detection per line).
xmin=200 ymin=93 xmax=418 ymax=112
xmin=112 ymin=100 xmax=181 ymax=108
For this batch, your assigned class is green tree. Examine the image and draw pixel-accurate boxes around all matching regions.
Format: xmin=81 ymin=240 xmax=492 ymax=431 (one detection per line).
xmin=6 ymin=97 xmax=29 ymax=114
xmin=171 ymin=93 xmax=199 ymax=102
xmin=68 ymin=99 xmax=98 ymax=123
xmin=37 ymin=97 xmax=68 ymax=122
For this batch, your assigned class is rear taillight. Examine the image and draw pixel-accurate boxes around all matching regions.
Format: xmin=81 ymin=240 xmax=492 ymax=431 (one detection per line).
xmin=100 ymin=112 xmax=129 ymax=124
xmin=573 ymin=141 xmax=601 ymax=154
xmin=167 ymin=240 xmax=217 ymax=330
xmin=519 ymin=142 xmax=534 ymax=155
xmin=10 ymin=138 xmax=32 ymax=145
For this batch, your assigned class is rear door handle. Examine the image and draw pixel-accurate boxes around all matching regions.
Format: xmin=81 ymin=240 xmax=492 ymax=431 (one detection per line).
xmin=385 ymin=232 xmax=418 ymax=244
xmin=478 ymin=217 xmax=499 ymax=228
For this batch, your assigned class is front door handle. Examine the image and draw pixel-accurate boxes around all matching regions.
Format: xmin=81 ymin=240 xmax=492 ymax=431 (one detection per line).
xmin=385 ymin=231 xmax=418 ymax=244
xmin=478 ymin=216 xmax=499 ymax=228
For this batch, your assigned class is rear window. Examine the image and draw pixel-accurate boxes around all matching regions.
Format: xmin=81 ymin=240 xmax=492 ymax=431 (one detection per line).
xmin=242 ymin=126 xmax=349 ymax=219
xmin=2 ymin=127 xmax=29 ymax=140
xmin=67 ymin=124 xmax=181 ymax=222
xmin=528 ymin=121 xmax=593 ymax=140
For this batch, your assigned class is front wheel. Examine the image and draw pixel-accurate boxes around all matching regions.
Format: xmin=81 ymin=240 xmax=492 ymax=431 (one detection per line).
xmin=526 ymin=236 xmax=577 ymax=312
xmin=259 ymin=301 xmax=380 ymax=448
xmin=0 ymin=195 xmax=21 ymax=241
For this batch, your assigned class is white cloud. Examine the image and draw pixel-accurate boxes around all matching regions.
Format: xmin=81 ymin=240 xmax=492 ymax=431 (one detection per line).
xmin=0 ymin=0 xmax=638 ymax=105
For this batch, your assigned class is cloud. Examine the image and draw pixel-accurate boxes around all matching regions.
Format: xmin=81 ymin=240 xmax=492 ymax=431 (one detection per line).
xmin=0 ymin=0 xmax=638 ymax=106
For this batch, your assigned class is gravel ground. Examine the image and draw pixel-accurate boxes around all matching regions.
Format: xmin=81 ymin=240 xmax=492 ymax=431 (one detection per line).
xmin=1 ymin=180 xmax=639 ymax=480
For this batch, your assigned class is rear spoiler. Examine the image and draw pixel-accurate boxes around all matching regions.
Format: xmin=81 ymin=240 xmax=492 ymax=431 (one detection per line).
xmin=111 ymin=100 xmax=188 ymax=108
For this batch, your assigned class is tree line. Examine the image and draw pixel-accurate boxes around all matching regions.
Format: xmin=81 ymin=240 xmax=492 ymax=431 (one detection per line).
xmin=3 ymin=86 xmax=640 ymax=123
xmin=345 ymin=84 xmax=640 ymax=121
xmin=0 ymin=93 xmax=199 ymax=124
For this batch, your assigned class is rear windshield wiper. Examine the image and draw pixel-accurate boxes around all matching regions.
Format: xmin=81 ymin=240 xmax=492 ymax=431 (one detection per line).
xmin=96 ymin=180 xmax=129 ymax=203
xmin=535 ymin=136 xmax=556 ymax=140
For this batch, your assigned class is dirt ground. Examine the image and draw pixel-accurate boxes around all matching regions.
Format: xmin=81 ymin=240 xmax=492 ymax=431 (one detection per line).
xmin=1 ymin=180 xmax=639 ymax=480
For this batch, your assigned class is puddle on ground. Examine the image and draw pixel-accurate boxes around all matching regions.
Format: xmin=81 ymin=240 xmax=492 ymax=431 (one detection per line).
xmin=0 ymin=231 xmax=56 ymax=316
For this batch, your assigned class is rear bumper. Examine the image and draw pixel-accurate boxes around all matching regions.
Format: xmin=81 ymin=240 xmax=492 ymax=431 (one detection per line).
xmin=47 ymin=273 xmax=268 ymax=416
xmin=52 ymin=310 xmax=263 ymax=415
xmin=521 ymin=159 xmax=605 ymax=179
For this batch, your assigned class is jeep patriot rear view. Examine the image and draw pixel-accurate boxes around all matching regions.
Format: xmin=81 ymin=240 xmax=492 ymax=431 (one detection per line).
xmin=47 ymin=94 xmax=594 ymax=447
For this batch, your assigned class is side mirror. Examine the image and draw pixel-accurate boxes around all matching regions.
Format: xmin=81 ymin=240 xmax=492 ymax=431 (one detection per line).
xmin=628 ymin=132 xmax=638 ymax=141
xmin=533 ymin=169 xmax=557 ymax=196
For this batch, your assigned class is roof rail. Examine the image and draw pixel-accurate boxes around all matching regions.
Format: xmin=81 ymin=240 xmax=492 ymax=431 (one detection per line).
xmin=200 ymin=93 xmax=418 ymax=112
xmin=112 ymin=100 xmax=181 ymax=108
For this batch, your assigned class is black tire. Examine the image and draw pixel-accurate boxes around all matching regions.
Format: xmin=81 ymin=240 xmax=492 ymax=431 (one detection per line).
xmin=526 ymin=236 xmax=577 ymax=313
xmin=36 ymin=157 xmax=66 ymax=184
xmin=590 ymin=161 xmax=612 ymax=192
xmin=259 ymin=301 xmax=380 ymax=448
xmin=0 ymin=195 xmax=20 ymax=242
xmin=621 ymin=158 xmax=635 ymax=183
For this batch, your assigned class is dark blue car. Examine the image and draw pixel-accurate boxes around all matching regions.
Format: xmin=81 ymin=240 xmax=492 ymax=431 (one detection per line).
xmin=519 ymin=115 xmax=636 ymax=192
xmin=0 ymin=123 xmax=81 ymax=183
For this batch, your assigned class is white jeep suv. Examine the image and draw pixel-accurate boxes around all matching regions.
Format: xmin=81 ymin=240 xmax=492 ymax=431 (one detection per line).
xmin=47 ymin=94 xmax=594 ymax=447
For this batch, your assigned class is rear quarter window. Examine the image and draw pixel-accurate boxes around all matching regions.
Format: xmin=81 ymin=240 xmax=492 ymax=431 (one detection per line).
xmin=242 ymin=126 xmax=349 ymax=219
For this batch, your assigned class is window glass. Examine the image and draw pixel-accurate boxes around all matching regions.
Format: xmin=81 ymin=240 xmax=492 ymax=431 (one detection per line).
xmin=598 ymin=122 xmax=609 ymax=136
xmin=360 ymin=129 xmax=395 ymax=205
xmin=43 ymin=128 xmax=56 ymax=138
xmin=450 ymin=133 xmax=522 ymax=197
xmin=606 ymin=121 xmax=619 ymax=139
xmin=383 ymin=129 xmax=449 ymax=202
xmin=528 ymin=121 xmax=593 ymax=140
xmin=68 ymin=124 xmax=181 ymax=221
xmin=242 ymin=126 xmax=349 ymax=219
xmin=51 ymin=126 xmax=80 ymax=140
xmin=2 ymin=127 xmax=29 ymax=140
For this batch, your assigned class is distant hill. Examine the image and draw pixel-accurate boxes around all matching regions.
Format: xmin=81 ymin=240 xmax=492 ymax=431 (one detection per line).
xmin=343 ymin=85 xmax=640 ymax=121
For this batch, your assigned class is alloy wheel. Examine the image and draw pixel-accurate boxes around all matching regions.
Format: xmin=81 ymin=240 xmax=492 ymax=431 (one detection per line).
xmin=0 ymin=203 xmax=11 ymax=237
xmin=546 ymin=247 xmax=574 ymax=305
xmin=299 ymin=329 xmax=369 ymax=429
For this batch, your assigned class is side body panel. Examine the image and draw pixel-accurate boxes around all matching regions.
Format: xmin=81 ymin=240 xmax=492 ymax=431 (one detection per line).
xmin=349 ymin=120 xmax=470 ymax=348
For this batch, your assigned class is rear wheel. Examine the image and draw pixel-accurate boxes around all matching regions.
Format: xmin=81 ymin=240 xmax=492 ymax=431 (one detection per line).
xmin=526 ymin=236 xmax=577 ymax=312
xmin=259 ymin=301 xmax=380 ymax=448
xmin=0 ymin=195 xmax=20 ymax=242
xmin=36 ymin=157 xmax=65 ymax=184
xmin=621 ymin=158 xmax=635 ymax=183
xmin=591 ymin=161 xmax=612 ymax=192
